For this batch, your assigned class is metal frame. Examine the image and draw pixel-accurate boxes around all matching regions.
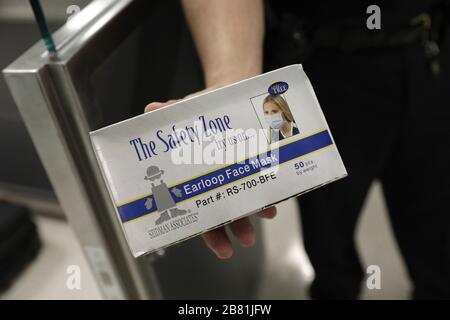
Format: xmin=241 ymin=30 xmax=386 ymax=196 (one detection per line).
xmin=3 ymin=0 xmax=161 ymax=299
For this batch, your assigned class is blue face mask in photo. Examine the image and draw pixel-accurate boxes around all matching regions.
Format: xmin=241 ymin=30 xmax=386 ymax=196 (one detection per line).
xmin=265 ymin=113 xmax=284 ymax=129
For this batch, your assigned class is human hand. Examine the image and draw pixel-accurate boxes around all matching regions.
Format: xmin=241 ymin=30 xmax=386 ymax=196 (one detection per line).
xmin=144 ymin=94 xmax=277 ymax=259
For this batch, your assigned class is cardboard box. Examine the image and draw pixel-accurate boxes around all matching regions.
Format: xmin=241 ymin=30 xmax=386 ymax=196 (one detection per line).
xmin=90 ymin=65 xmax=347 ymax=257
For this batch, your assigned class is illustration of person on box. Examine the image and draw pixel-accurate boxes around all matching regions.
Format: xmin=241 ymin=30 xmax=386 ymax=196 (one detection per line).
xmin=144 ymin=165 xmax=187 ymax=225
xmin=263 ymin=94 xmax=299 ymax=143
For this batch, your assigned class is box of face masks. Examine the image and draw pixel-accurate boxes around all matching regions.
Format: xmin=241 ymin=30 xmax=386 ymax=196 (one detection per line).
xmin=90 ymin=64 xmax=347 ymax=258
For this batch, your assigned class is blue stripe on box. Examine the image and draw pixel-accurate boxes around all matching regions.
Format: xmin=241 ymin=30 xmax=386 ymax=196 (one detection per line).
xmin=117 ymin=130 xmax=333 ymax=223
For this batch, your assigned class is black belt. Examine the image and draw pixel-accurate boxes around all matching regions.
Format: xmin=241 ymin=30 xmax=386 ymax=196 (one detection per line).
xmin=312 ymin=24 xmax=424 ymax=52
xmin=309 ymin=10 xmax=447 ymax=75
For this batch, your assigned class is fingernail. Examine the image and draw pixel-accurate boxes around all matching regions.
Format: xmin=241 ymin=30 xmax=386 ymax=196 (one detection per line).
xmin=216 ymin=248 xmax=233 ymax=259
xmin=241 ymin=234 xmax=256 ymax=247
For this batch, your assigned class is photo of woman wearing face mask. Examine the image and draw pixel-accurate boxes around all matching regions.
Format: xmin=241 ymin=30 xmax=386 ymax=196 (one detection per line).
xmin=263 ymin=94 xmax=299 ymax=143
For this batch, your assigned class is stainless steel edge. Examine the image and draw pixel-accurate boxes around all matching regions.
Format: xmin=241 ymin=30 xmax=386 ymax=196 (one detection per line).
xmin=3 ymin=0 xmax=162 ymax=299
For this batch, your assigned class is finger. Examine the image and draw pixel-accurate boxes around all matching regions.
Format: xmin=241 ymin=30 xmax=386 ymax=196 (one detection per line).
xmin=228 ymin=217 xmax=256 ymax=247
xmin=202 ymin=227 xmax=233 ymax=259
xmin=144 ymin=102 xmax=166 ymax=113
xmin=257 ymin=206 xmax=277 ymax=219
xmin=144 ymin=99 xmax=179 ymax=113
